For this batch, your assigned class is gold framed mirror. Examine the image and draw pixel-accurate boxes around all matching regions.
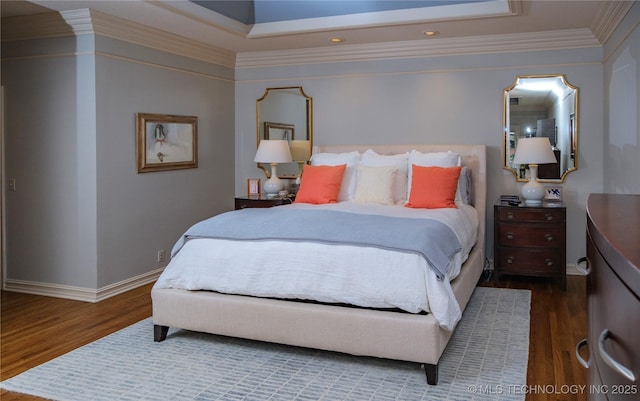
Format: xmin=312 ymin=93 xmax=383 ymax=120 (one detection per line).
xmin=503 ymin=75 xmax=578 ymax=182
xmin=256 ymin=86 xmax=313 ymax=179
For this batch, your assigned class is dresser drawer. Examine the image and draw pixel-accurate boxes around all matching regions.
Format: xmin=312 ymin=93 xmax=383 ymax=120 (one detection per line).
xmin=496 ymin=248 xmax=564 ymax=275
xmin=588 ymin=234 xmax=639 ymax=396
xmin=496 ymin=223 xmax=564 ymax=248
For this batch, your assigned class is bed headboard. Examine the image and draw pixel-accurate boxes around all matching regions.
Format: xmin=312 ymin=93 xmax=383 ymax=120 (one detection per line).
xmin=312 ymin=144 xmax=487 ymax=257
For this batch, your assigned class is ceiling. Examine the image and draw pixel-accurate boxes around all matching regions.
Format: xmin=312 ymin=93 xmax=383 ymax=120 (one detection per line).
xmin=0 ymin=0 xmax=632 ymax=54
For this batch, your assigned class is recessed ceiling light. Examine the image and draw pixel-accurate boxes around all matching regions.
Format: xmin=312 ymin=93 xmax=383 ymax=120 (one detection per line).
xmin=330 ymin=37 xmax=344 ymax=43
xmin=423 ymin=31 xmax=439 ymax=37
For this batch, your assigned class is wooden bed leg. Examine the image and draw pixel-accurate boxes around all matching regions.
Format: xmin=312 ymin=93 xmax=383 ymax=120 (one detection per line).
xmin=424 ymin=363 xmax=438 ymax=385
xmin=154 ymin=325 xmax=169 ymax=342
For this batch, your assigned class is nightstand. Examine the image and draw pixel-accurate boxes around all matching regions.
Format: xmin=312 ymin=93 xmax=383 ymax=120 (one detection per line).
xmin=494 ymin=200 xmax=566 ymax=290
xmin=234 ymin=196 xmax=294 ymax=210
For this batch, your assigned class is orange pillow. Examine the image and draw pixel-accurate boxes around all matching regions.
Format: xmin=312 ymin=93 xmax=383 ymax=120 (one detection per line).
xmin=294 ymin=164 xmax=347 ymax=204
xmin=406 ymin=165 xmax=462 ymax=209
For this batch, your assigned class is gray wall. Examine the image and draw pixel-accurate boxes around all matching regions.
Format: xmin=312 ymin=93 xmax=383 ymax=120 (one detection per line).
xmin=235 ymin=49 xmax=605 ymax=267
xmin=2 ymin=32 xmax=235 ymax=290
xmin=603 ymin=3 xmax=640 ymax=193
xmin=3 ymin=36 xmax=95 ymax=286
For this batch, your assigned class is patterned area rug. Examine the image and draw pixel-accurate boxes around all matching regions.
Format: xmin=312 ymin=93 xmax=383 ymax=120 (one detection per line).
xmin=1 ymin=287 xmax=530 ymax=401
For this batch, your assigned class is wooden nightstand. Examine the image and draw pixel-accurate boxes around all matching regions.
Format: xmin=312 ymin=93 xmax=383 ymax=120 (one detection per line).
xmin=234 ymin=196 xmax=294 ymax=210
xmin=494 ymin=200 xmax=566 ymax=290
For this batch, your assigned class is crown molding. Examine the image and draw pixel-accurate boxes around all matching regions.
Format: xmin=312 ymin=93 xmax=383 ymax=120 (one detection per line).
xmin=60 ymin=9 xmax=95 ymax=35
xmin=591 ymin=0 xmax=635 ymax=44
xmin=3 ymin=3 xmax=616 ymax=71
xmin=235 ymin=28 xmax=601 ymax=69
xmin=87 ymin=10 xmax=236 ymax=68
xmin=1 ymin=10 xmax=236 ymax=69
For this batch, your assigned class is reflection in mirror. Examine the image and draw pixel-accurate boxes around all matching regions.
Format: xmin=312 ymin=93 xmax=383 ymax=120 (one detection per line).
xmin=257 ymin=87 xmax=312 ymax=179
xmin=503 ymin=75 xmax=578 ymax=183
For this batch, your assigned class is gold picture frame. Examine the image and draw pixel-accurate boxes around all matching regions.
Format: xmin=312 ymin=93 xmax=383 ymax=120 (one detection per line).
xmin=136 ymin=113 xmax=198 ymax=173
xmin=247 ymin=178 xmax=261 ymax=197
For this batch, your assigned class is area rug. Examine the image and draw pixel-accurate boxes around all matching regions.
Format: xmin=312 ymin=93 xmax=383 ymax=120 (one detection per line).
xmin=1 ymin=287 xmax=530 ymax=401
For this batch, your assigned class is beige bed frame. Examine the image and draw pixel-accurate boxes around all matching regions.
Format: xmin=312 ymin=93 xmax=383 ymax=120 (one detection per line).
xmin=152 ymin=144 xmax=486 ymax=385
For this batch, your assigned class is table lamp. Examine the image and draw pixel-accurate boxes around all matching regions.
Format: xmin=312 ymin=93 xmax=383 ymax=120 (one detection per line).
xmin=512 ymin=137 xmax=557 ymax=205
xmin=254 ymin=140 xmax=293 ymax=198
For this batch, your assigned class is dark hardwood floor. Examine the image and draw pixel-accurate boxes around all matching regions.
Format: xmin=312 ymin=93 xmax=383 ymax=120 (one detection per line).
xmin=1 ymin=275 xmax=587 ymax=401
xmin=481 ymin=273 xmax=588 ymax=401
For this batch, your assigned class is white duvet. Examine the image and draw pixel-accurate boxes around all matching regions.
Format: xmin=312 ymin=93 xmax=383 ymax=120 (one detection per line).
xmin=154 ymin=202 xmax=478 ymax=330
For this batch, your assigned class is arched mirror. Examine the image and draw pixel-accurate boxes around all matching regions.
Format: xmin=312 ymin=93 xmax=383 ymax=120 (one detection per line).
xmin=503 ymin=75 xmax=578 ymax=182
xmin=256 ymin=86 xmax=313 ymax=178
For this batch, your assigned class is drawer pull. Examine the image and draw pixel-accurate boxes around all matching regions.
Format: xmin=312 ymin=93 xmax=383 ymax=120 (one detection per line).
xmin=545 ymin=259 xmax=554 ymax=266
xmin=545 ymin=213 xmax=554 ymax=221
xmin=598 ymin=329 xmax=636 ymax=382
xmin=506 ymin=232 xmax=514 ymax=240
xmin=507 ymin=256 xmax=514 ymax=264
xmin=544 ymin=234 xmax=554 ymax=241
xmin=575 ymin=338 xmax=590 ymax=369
xmin=575 ymin=256 xmax=591 ymax=275
xmin=506 ymin=212 xmax=514 ymax=220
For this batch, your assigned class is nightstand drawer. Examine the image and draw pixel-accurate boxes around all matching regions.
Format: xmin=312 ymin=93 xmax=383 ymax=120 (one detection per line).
xmin=496 ymin=207 xmax=565 ymax=224
xmin=496 ymin=223 xmax=564 ymax=248
xmin=496 ymin=248 xmax=564 ymax=274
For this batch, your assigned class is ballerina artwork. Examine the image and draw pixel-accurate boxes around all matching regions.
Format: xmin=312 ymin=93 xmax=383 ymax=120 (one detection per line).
xmin=146 ymin=122 xmax=192 ymax=164
xmin=136 ymin=113 xmax=197 ymax=173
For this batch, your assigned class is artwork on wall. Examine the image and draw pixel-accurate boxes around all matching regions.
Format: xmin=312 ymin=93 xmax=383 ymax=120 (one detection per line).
xmin=264 ymin=122 xmax=295 ymax=142
xmin=136 ymin=113 xmax=198 ymax=173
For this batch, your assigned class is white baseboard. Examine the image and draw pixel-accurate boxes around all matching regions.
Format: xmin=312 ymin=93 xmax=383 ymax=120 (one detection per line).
xmin=565 ymin=263 xmax=585 ymax=276
xmin=2 ymin=267 xmax=164 ymax=303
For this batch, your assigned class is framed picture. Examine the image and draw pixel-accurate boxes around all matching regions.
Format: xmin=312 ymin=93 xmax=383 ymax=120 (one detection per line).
xmin=264 ymin=122 xmax=295 ymax=142
xmin=136 ymin=113 xmax=198 ymax=173
xmin=544 ymin=185 xmax=563 ymax=201
xmin=247 ymin=178 xmax=261 ymax=197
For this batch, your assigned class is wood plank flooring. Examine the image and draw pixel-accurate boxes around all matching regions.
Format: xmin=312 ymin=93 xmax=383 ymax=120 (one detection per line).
xmin=1 ymin=275 xmax=587 ymax=401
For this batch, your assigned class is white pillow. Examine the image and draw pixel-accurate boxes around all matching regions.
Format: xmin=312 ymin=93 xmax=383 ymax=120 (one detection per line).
xmin=311 ymin=151 xmax=361 ymax=201
xmin=353 ymin=165 xmax=397 ymax=205
xmin=360 ymin=150 xmax=409 ymax=204
xmin=407 ymin=150 xmax=461 ymax=201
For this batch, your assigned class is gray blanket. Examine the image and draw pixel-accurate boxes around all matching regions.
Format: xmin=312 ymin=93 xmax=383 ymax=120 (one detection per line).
xmin=171 ymin=208 xmax=461 ymax=280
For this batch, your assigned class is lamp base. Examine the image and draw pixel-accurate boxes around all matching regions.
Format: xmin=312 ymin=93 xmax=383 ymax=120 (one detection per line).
xmin=263 ymin=179 xmax=282 ymax=198
xmin=521 ymin=164 xmax=545 ymax=205
xmin=264 ymin=163 xmax=284 ymax=198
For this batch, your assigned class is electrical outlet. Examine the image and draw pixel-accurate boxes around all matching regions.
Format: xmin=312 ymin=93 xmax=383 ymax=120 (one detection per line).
xmin=8 ymin=178 xmax=16 ymax=191
xmin=157 ymin=250 xmax=166 ymax=263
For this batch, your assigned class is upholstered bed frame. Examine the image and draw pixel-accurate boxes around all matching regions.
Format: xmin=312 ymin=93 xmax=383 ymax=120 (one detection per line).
xmin=152 ymin=144 xmax=486 ymax=385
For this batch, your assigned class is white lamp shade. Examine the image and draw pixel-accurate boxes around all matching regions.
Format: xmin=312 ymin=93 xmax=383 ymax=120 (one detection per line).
xmin=512 ymin=137 xmax=557 ymax=165
xmin=290 ymin=140 xmax=311 ymax=161
xmin=513 ymin=137 xmax=556 ymax=205
xmin=254 ymin=140 xmax=293 ymax=163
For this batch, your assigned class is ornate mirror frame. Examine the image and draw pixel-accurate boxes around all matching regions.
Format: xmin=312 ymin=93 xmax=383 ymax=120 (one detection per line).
xmin=503 ymin=74 xmax=578 ymax=183
xmin=256 ymin=86 xmax=313 ymax=179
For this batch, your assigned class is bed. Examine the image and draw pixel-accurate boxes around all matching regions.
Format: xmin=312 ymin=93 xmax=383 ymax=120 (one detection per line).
xmin=152 ymin=144 xmax=486 ymax=385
